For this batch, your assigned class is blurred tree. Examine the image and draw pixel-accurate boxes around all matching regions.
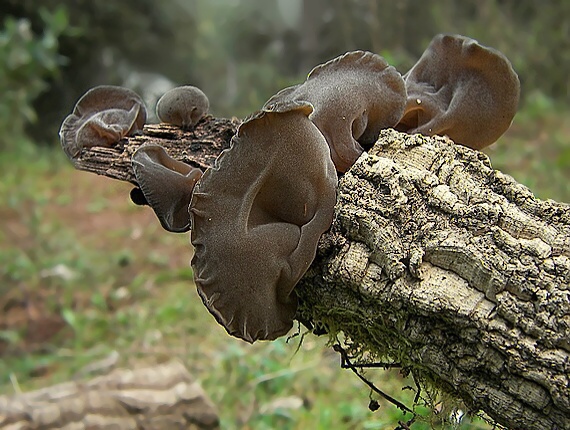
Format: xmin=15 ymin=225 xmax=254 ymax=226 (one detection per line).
xmin=1 ymin=0 xmax=567 ymax=146
xmin=0 ymin=7 xmax=69 ymax=150
xmin=2 ymin=0 xmax=197 ymax=144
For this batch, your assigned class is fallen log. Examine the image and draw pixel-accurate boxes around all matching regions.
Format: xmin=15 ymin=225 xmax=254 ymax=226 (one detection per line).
xmin=0 ymin=360 xmax=219 ymax=429
xmin=63 ymin=117 xmax=570 ymax=430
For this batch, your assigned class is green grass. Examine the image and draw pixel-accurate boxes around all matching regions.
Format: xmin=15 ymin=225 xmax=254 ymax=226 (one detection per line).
xmin=0 ymin=105 xmax=568 ymax=429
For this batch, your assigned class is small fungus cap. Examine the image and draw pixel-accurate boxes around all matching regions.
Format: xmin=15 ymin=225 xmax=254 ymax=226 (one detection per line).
xmin=396 ymin=34 xmax=520 ymax=149
xmin=59 ymin=85 xmax=147 ymax=159
xmin=156 ymin=85 xmax=210 ymax=129
xmin=190 ymin=101 xmax=337 ymax=343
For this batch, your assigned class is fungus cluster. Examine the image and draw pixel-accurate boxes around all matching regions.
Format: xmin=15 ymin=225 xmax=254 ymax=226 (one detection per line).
xmin=129 ymin=86 xmax=210 ymax=229
xmin=59 ymin=33 xmax=520 ymax=343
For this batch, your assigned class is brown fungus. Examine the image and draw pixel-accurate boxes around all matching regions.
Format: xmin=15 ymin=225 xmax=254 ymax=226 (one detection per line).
xmin=132 ymin=145 xmax=203 ymax=233
xmin=190 ymin=101 xmax=337 ymax=343
xmin=396 ymin=34 xmax=520 ymax=150
xmin=156 ymin=85 xmax=210 ymax=129
xmin=264 ymin=51 xmax=406 ymax=173
xmin=59 ymin=85 xmax=147 ymax=159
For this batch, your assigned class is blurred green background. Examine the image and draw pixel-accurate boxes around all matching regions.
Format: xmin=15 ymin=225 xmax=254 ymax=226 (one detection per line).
xmin=0 ymin=1 xmax=568 ymax=429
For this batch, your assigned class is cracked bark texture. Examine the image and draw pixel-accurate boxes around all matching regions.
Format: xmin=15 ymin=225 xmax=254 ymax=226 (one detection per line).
xmin=61 ymin=120 xmax=570 ymax=430
xmin=298 ymin=129 xmax=570 ymax=430
xmin=0 ymin=361 xmax=220 ymax=429
xmin=69 ymin=116 xmax=239 ymax=184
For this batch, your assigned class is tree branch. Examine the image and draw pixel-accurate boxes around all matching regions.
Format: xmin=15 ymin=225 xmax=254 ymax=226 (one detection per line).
xmin=69 ymin=116 xmax=240 ymax=183
xmin=63 ymin=117 xmax=570 ymax=430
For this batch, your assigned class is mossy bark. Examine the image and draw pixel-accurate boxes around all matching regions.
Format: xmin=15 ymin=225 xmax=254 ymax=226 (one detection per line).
xmin=62 ymin=119 xmax=570 ymax=430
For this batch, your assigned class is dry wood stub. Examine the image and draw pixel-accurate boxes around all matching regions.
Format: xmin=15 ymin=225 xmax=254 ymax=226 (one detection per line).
xmin=0 ymin=361 xmax=219 ymax=429
xmin=296 ymin=129 xmax=570 ymax=430
xmin=70 ymin=116 xmax=239 ymax=184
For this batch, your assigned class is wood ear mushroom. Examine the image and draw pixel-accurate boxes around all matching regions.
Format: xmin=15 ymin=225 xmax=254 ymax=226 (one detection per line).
xmin=190 ymin=101 xmax=337 ymax=343
xmin=59 ymin=85 xmax=147 ymax=159
xmin=132 ymin=145 xmax=203 ymax=233
xmin=264 ymin=51 xmax=406 ymax=173
xmin=156 ymin=85 xmax=210 ymax=129
xmin=396 ymin=34 xmax=520 ymax=150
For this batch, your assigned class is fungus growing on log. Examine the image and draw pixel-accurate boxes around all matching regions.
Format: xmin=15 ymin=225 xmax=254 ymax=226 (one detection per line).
xmin=190 ymin=101 xmax=337 ymax=343
xmin=396 ymin=34 xmax=520 ymax=149
xmin=264 ymin=51 xmax=406 ymax=173
xmin=156 ymin=85 xmax=210 ymax=129
xmin=132 ymin=144 xmax=203 ymax=233
xmin=59 ymin=86 xmax=147 ymax=159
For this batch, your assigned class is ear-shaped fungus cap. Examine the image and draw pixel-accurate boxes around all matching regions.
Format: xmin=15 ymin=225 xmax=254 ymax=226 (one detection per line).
xmin=156 ymin=86 xmax=210 ymax=129
xmin=190 ymin=101 xmax=337 ymax=343
xmin=132 ymin=145 xmax=203 ymax=233
xmin=396 ymin=34 xmax=520 ymax=150
xmin=264 ymin=51 xmax=406 ymax=173
xmin=59 ymin=86 xmax=147 ymax=159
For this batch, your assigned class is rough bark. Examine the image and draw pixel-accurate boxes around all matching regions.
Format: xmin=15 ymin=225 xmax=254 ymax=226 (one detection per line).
xmin=300 ymin=130 xmax=570 ymax=430
xmin=62 ymin=118 xmax=570 ymax=430
xmin=0 ymin=361 xmax=220 ymax=429
xmin=69 ymin=117 xmax=240 ymax=185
